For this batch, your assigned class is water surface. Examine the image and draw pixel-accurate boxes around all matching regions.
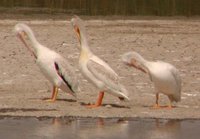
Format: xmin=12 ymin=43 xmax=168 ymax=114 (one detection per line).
xmin=0 ymin=117 xmax=200 ymax=139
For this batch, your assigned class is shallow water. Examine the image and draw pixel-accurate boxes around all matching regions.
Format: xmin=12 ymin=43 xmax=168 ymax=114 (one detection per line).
xmin=0 ymin=117 xmax=200 ymax=139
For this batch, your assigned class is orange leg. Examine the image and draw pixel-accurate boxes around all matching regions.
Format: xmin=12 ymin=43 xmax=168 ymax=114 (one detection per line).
xmin=45 ymin=86 xmax=58 ymax=102
xmin=152 ymin=94 xmax=173 ymax=109
xmin=167 ymin=100 xmax=173 ymax=109
xmin=153 ymin=93 xmax=160 ymax=108
xmin=87 ymin=92 xmax=104 ymax=108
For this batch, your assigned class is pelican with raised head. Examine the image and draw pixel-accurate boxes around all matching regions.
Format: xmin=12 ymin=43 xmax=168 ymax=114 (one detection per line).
xmin=15 ymin=23 xmax=79 ymax=102
xmin=122 ymin=51 xmax=181 ymax=108
xmin=71 ymin=16 xmax=129 ymax=108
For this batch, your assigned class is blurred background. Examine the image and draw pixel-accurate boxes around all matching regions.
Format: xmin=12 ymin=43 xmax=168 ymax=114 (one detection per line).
xmin=0 ymin=0 xmax=199 ymax=16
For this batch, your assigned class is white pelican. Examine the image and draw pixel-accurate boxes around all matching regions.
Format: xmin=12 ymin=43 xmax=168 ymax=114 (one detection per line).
xmin=71 ymin=16 xmax=129 ymax=108
xmin=15 ymin=23 xmax=79 ymax=102
xmin=122 ymin=51 xmax=181 ymax=108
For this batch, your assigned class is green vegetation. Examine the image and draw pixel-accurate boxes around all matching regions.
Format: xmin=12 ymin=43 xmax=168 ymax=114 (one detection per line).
xmin=0 ymin=0 xmax=199 ymax=16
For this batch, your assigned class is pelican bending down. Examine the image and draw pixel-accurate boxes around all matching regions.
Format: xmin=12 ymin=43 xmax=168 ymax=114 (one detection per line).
xmin=71 ymin=16 xmax=129 ymax=108
xmin=122 ymin=51 xmax=181 ymax=108
xmin=15 ymin=23 xmax=79 ymax=102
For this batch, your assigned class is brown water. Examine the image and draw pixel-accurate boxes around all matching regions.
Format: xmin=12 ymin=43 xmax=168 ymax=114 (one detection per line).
xmin=0 ymin=117 xmax=200 ymax=139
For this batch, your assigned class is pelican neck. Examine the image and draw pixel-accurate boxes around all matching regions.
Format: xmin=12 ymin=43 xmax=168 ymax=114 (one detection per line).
xmin=25 ymin=28 xmax=41 ymax=54
xmin=136 ymin=53 xmax=150 ymax=69
xmin=81 ymin=43 xmax=91 ymax=54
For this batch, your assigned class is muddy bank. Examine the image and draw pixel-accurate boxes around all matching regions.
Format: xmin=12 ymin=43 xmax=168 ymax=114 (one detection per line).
xmin=0 ymin=16 xmax=199 ymax=119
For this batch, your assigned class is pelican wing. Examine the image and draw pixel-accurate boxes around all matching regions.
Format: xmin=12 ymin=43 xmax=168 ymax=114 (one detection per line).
xmin=88 ymin=55 xmax=119 ymax=83
xmin=54 ymin=57 xmax=79 ymax=94
xmin=90 ymin=56 xmax=118 ymax=77
xmin=170 ymin=67 xmax=181 ymax=94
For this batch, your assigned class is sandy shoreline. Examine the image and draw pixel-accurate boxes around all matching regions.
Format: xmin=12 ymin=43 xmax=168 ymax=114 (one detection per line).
xmin=0 ymin=16 xmax=199 ymax=119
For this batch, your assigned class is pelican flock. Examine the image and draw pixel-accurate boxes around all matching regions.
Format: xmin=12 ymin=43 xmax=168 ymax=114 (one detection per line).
xmin=122 ymin=51 xmax=181 ymax=108
xmin=71 ymin=16 xmax=129 ymax=108
xmin=13 ymin=16 xmax=182 ymax=110
xmin=15 ymin=23 xmax=79 ymax=102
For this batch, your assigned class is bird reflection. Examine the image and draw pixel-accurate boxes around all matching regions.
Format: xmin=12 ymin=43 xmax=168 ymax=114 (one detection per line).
xmin=73 ymin=118 xmax=129 ymax=139
xmin=33 ymin=117 xmax=75 ymax=138
xmin=153 ymin=119 xmax=181 ymax=139
xmin=33 ymin=118 xmax=181 ymax=139
xmin=126 ymin=119 xmax=181 ymax=139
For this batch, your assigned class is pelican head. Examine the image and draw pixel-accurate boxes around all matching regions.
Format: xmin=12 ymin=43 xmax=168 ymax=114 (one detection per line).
xmin=71 ymin=16 xmax=87 ymax=47
xmin=122 ymin=51 xmax=148 ymax=73
xmin=15 ymin=23 xmax=37 ymax=59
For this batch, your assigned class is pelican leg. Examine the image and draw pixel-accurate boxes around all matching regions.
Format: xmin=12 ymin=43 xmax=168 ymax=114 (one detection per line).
xmin=45 ymin=86 xmax=58 ymax=102
xmin=166 ymin=95 xmax=175 ymax=109
xmin=167 ymin=100 xmax=173 ymax=109
xmin=87 ymin=92 xmax=104 ymax=108
xmin=153 ymin=93 xmax=160 ymax=108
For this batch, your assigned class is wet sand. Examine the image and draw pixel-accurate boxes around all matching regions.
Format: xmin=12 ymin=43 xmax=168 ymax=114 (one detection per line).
xmin=0 ymin=15 xmax=200 ymax=119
